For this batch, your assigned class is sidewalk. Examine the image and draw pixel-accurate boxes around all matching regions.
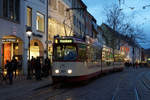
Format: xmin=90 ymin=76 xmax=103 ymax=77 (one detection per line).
xmin=0 ymin=75 xmax=53 ymax=100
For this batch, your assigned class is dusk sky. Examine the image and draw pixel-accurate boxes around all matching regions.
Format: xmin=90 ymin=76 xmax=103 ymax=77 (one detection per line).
xmin=82 ymin=0 xmax=150 ymax=49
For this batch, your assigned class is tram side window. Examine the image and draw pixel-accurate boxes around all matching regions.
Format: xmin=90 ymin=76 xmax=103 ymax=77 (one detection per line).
xmin=86 ymin=45 xmax=93 ymax=62
xmin=91 ymin=47 xmax=95 ymax=62
xmin=78 ymin=44 xmax=86 ymax=61
xmin=95 ymin=49 xmax=102 ymax=61
xmin=87 ymin=46 xmax=101 ymax=62
xmin=87 ymin=46 xmax=95 ymax=62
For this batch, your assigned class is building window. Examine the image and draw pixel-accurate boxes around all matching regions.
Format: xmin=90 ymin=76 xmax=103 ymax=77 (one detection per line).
xmin=3 ymin=0 xmax=8 ymax=17
xmin=36 ymin=12 xmax=45 ymax=32
xmin=58 ymin=1 xmax=64 ymax=15
xmin=27 ymin=7 xmax=32 ymax=27
xmin=49 ymin=0 xmax=57 ymax=10
xmin=3 ymin=0 xmax=20 ymax=22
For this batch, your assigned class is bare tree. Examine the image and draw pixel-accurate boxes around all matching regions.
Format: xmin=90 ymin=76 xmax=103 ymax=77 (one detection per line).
xmin=103 ymin=3 xmax=148 ymax=65
xmin=105 ymin=4 xmax=125 ymax=32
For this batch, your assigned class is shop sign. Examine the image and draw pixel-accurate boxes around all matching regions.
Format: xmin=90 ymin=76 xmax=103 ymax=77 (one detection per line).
xmin=2 ymin=39 xmax=16 ymax=42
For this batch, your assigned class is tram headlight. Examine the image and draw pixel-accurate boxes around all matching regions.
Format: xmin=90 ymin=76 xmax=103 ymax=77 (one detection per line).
xmin=67 ymin=69 xmax=72 ymax=74
xmin=55 ymin=69 xmax=60 ymax=74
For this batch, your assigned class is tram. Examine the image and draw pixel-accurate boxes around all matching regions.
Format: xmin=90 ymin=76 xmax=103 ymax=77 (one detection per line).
xmin=52 ymin=36 xmax=124 ymax=82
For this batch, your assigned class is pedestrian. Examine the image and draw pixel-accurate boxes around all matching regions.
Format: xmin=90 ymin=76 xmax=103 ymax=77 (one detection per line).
xmin=27 ymin=60 xmax=32 ymax=80
xmin=43 ymin=57 xmax=51 ymax=77
xmin=11 ymin=56 xmax=18 ymax=78
xmin=18 ymin=59 xmax=22 ymax=73
xmin=124 ymin=62 xmax=128 ymax=67
xmin=31 ymin=56 xmax=35 ymax=78
xmin=35 ymin=58 xmax=42 ymax=80
xmin=5 ymin=60 xmax=14 ymax=85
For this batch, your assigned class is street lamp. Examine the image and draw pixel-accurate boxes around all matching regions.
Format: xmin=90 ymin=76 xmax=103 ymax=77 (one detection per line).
xmin=26 ymin=27 xmax=32 ymax=60
xmin=26 ymin=27 xmax=32 ymax=80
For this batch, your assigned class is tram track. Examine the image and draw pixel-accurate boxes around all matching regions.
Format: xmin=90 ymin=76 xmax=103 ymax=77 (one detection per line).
xmin=28 ymin=82 xmax=79 ymax=100
xmin=134 ymin=71 xmax=150 ymax=100
xmin=111 ymin=69 xmax=147 ymax=100
xmin=135 ymin=71 xmax=150 ymax=100
xmin=111 ymin=72 xmax=128 ymax=100
xmin=141 ymin=74 xmax=150 ymax=90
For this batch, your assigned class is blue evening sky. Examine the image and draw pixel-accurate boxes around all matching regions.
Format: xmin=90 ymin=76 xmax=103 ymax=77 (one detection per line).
xmin=82 ymin=0 xmax=150 ymax=49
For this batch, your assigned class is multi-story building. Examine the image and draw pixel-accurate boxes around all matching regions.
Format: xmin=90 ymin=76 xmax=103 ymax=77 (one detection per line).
xmin=0 ymin=0 xmax=25 ymax=72
xmin=0 ymin=0 xmax=104 ymax=74
xmin=100 ymin=23 xmax=142 ymax=63
xmin=0 ymin=0 xmax=47 ymax=74
xmin=85 ymin=11 xmax=93 ymax=37
xmin=72 ymin=0 xmax=87 ymax=38
xmin=48 ymin=0 xmax=73 ymax=57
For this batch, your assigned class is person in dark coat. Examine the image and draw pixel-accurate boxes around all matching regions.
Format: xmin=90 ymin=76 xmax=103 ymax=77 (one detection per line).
xmin=43 ymin=57 xmax=51 ymax=77
xmin=27 ymin=60 xmax=31 ymax=80
xmin=11 ymin=57 xmax=18 ymax=78
xmin=5 ymin=60 xmax=14 ymax=85
xmin=35 ymin=58 xmax=42 ymax=80
xmin=30 ymin=56 xmax=36 ymax=78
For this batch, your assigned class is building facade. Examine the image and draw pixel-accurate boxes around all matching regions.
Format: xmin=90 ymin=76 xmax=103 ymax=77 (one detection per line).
xmin=0 ymin=0 xmax=47 ymax=74
xmin=72 ymin=0 xmax=87 ymax=38
xmin=48 ymin=0 xmax=73 ymax=58
xmin=0 ymin=0 xmax=25 ymax=72
xmin=100 ymin=23 xmax=142 ymax=63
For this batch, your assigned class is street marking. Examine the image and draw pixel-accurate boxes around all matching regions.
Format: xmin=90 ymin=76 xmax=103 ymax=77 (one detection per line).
xmin=111 ymin=73 xmax=127 ymax=100
xmin=134 ymin=88 xmax=139 ymax=100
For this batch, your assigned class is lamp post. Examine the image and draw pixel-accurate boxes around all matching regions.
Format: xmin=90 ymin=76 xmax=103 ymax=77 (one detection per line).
xmin=26 ymin=27 xmax=32 ymax=60
xmin=26 ymin=27 xmax=32 ymax=80
xmin=46 ymin=0 xmax=49 ymax=58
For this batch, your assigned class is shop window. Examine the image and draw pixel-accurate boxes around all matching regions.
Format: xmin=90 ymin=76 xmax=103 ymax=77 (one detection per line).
xmin=27 ymin=7 xmax=32 ymax=27
xmin=36 ymin=12 xmax=45 ymax=32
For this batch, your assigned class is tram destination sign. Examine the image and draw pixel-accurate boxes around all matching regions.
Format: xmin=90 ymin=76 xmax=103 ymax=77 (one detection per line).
xmin=59 ymin=39 xmax=73 ymax=43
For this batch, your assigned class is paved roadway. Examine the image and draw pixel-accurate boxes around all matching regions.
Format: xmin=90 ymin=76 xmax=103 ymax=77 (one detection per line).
xmin=3 ymin=67 xmax=150 ymax=100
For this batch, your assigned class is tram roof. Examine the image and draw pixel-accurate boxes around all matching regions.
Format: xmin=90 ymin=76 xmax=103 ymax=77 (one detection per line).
xmin=54 ymin=36 xmax=85 ymax=43
xmin=54 ymin=36 xmax=102 ymax=48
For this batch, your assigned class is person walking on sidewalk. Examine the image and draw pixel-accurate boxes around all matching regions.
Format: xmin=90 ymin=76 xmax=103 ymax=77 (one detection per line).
xmin=31 ymin=56 xmax=36 ymax=78
xmin=11 ymin=56 xmax=18 ymax=78
xmin=35 ymin=58 xmax=42 ymax=80
xmin=43 ymin=57 xmax=51 ymax=77
xmin=27 ymin=60 xmax=32 ymax=80
xmin=5 ymin=60 xmax=14 ymax=85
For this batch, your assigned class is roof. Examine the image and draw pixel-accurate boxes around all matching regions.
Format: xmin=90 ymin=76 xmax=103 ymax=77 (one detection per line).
xmin=100 ymin=23 xmax=141 ymax=48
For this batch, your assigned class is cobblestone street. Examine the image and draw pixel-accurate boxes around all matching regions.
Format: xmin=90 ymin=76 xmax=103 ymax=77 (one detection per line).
xmin=1 ymin=67 xmax=150 ymax=100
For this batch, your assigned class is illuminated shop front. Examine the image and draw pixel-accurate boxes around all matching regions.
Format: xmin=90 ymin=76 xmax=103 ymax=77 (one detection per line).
xmin=102 ymin=46 xmax=127 ymax=63
xmin=1 ymin=36 xmax=23 ymax=67
xmin=120 ymin=46 xmax=130 ymax=62
xmin=102 ymin=46 xmax=113 ymax=62
xmin=29 ymin=39 xmax=44 ymax=59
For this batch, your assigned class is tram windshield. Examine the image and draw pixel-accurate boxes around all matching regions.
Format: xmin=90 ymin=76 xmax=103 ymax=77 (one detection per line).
xmin=53 ymin=44 xmax=77 ymax=61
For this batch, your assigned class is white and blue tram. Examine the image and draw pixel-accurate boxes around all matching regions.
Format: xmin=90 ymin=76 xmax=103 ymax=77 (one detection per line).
xmin=52 ymin=36 xmax=124 ymax=82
